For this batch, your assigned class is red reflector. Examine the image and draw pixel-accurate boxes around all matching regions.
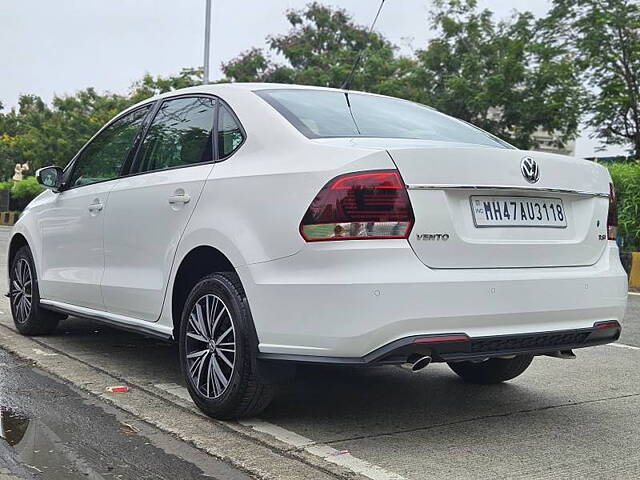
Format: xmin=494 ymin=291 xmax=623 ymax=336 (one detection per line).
xmin=413 ymin=334 xmax=470 ymax=344
xmin=300 ymin=170 xmax=414 ymax=241
xmin=106 ymin=386 xmax=130 ymax=393
xmin=594 ymin=320 xmax=620 ymax=330
xmin=607 ymin=182 xmax=618 ymax=241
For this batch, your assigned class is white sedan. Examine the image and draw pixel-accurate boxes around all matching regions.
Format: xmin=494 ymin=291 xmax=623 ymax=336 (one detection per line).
xmin=8 ymin=83 xmax=627 ymax=419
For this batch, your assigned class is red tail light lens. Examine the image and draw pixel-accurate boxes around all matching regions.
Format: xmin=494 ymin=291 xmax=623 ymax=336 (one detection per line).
xmin=607 ymin=182 xmax=617 ymax=240
xmin=300 ymin=170 xmax=414 ymax=241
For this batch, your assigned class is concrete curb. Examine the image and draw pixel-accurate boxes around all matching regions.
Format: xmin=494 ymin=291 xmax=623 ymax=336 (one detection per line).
xmin=0 ymin=213 xmax=16 ymax=226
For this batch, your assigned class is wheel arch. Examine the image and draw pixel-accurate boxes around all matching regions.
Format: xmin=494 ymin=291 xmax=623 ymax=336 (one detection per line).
xmin=169 ymin=245 xmax=285 ymax=383
xmin=170 ymin=245 xmax=235 ymax=339
xmin=8 ymin=232 xmax=29 ymax=268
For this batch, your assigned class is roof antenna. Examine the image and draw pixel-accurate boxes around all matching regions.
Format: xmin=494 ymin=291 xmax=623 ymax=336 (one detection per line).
xmin=341 ymin=0 xmax=387 ymax=91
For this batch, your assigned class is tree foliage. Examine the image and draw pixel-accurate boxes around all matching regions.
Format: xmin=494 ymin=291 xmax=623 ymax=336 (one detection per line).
xmin=0 ymin=68 xmax=205 ymax=179
xmin=410 ymin=0 xmax=584 ymax=149
xmin=129 ymin=67 xmax=204 ymax=103
xmin=0 ymin=0 xmax=638 ymax=187
xmin=607 ymin=161 xmax=640 ymax=250
xmin=223 ymin=1 xmax=584 ymax=149
xmin=545 ymin=0 xmax=640 ymax=158
xmin=223 ymin=2 xmax=408 ymax=96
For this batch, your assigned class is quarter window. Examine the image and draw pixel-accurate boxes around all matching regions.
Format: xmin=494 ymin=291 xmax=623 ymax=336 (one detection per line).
xmin=217 ymin=105 xmax=244 ymax=159
xmin=133 ymin=97 xmax=216 ymax=174
xmin=67 ymin=106 xmax=150 ymax=188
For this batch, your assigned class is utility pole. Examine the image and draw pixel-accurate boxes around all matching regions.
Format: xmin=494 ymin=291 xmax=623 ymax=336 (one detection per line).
xmin=203 ymin=0 xmax=212 ymax=85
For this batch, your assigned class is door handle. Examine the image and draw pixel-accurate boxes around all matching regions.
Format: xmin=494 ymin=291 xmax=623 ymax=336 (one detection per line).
xmin=168 ymin=193 xmax=191 ymax=205
xmin=88 ymin=202 xmax=104 ymax=212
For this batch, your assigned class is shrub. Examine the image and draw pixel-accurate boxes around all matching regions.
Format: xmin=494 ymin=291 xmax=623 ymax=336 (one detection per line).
xmin=606 ymin=161 xmax=640 ymax=251
xmin=6 ymin=176 xmax=45 ymax=210
xmin=11 ymin=176 xmax=45 ymax=200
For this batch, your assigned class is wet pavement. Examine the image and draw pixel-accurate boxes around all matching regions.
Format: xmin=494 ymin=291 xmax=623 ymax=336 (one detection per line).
xmin=0 ymin=349 xmax=250 ymax=480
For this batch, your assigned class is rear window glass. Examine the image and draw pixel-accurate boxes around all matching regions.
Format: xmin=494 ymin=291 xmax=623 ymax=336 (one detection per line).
xmin=255 ymin=89 xmax=511 ymax=149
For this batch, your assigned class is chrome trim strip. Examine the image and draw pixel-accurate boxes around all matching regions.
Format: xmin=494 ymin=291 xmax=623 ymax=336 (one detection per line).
xmin=405 ymin=184 xmax=609 ymax=198
xmin=40 ymin=299 xmax=173 ymax=339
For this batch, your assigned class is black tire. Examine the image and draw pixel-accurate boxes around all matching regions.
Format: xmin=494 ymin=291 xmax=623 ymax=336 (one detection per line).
xmin=178 ymin=272 xmax=274 ymax=419
xmin=448 ymin=355 xmax=534 ymax=384
xmin=10 ymin=245 xmax=65 ymax=336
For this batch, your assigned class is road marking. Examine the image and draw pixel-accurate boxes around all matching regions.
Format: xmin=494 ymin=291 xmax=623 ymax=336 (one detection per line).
xmin=155 ymin=383 xmax=407 ymax=480
xmin=241 ymin=419 xmax=314 ymax=448
xmin=241 ymin=419 xmax=408 ymax=480
xmin=628 ymin=292 xmax=640 ymax=296
xmin=609 ymin=342 xmax=640 ymax=351
xmin=31 ymin=348 xmax=58 ymax=357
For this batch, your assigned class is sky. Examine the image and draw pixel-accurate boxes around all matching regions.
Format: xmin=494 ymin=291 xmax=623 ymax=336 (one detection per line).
xmin=0 ymin=0 xmax=627 ymax=158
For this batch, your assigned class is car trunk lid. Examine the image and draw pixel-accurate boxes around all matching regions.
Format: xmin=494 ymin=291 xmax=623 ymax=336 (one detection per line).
xmin=388 ymin=145 xmax=610 ymax=269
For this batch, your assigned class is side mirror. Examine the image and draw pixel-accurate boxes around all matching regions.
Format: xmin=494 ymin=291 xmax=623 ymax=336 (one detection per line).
xmin=36 ymin=166 xmax=64 ymax=192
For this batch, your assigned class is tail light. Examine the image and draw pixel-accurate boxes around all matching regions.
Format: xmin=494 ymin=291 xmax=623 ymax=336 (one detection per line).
xmin=607 ymin=182 xmax=617 ymax=240
xmin=300 ymin=170 xmax=414 ymax=241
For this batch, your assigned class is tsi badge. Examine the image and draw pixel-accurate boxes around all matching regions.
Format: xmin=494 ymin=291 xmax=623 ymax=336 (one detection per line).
xmin=416 ymin=233 xmax=450 ymax=241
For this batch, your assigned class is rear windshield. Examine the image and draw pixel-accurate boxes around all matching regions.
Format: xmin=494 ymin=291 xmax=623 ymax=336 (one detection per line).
xmin=255 ymin=89 xmax=511 ymax=149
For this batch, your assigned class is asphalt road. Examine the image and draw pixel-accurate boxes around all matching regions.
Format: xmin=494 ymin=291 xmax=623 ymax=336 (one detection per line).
xmin=0 ymin=349 xmax=250 ymax=480
xmin=0 ymin=226 xmax=638 ymax=479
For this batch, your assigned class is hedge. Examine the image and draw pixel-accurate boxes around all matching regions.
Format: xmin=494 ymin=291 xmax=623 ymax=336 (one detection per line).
xmin=606 ymin=161 xmax=640 ymax=251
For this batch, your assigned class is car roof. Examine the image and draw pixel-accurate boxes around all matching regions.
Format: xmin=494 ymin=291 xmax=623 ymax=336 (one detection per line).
xmin=122 ymin=82 xmax=379 ymax=115
xmin=190 ymin=82 xmax=354 ymax=94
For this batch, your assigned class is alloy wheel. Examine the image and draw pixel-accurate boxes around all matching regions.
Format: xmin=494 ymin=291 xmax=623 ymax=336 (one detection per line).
xmin=185 ymin=294 xmax=236 ymax=398
xmin=10 ymin=258 xmax=32 ymax=324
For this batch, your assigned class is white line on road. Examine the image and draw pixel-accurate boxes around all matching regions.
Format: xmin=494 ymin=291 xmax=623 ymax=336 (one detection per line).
xmin=240 ymin=419 xmax=315 ymax=448
xmin=628 ymin=292 xmax=640 ymax=296
xmin=31 ymin=348 xmax=58 ymax=357
xmin=608 ymin=343 xmax=640 ymax=351
xmin=241 ymin=419 xmax=408 ymax=480
xmin=155 ymin=383 xmax=407 ymax=480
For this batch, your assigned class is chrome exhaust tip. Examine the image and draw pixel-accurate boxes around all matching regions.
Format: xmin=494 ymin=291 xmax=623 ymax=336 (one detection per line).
xmin=545 ymin=350 xmax=576 ymax=360
xmin=401 ymin=354 xmax=432 ymax=372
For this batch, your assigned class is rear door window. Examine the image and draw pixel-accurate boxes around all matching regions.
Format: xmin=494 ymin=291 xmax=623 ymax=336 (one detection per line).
xmin=132 ymin=97 xmax=216 ymax=174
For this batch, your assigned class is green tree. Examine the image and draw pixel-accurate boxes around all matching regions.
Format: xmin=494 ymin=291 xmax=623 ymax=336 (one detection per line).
xmin=607 ymin=161 xmax=640 ymax=249
xmin=0 ymin=67 xmax=208 ymax=180
xmin=222 ymin=1 xmax=584 ymax=150
xmin=222 ymin=2 xmax=411 ymax=96
xmin=129 ymin=67 xmax=204 ymax=103
xmin=0 ymin=89 xmax=133 ymax=177
xmin=546 ymin=0 xmax=640 ymax=158
xmin=410 ymin=0 xmax=584 ymax=149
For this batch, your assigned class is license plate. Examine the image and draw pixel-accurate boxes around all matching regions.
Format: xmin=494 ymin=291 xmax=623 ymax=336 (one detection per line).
xmin=470 ymin=196 xmax=567 ymax=228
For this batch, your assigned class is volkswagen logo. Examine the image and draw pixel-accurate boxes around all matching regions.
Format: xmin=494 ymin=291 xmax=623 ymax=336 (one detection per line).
xmin=520 ymin=157 xmax=540 ymax=183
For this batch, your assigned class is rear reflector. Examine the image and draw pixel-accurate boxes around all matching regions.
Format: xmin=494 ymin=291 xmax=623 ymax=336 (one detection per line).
xmin=594 ymin=320 xmax=621 ymax=330
xmin=607 ymin=182 xmax=618 ymax=240
xmin=413 ymin=334 xmax=470 ymax=344
xmin=300 ymin=170 xmax=414 ymax=241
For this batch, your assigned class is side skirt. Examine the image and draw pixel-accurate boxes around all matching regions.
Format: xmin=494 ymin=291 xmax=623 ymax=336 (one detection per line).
xmin=39 ymin=299 xmax=173 ymax=341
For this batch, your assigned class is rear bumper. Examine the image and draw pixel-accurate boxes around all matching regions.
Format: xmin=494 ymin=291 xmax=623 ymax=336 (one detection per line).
xmin=238 ymin=240 xmax=628 ymax=359
xmin=257 ymin=321 xmax=622 ymax=365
